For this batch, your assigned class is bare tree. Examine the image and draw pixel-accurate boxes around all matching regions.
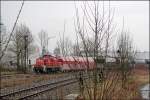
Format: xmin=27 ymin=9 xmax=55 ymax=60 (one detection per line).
xmin=56 ymin=21 xmax=73 ymax=56
xmin=116 ymin=30 xmax=136 ymax=88
xmin=53 ymin=47 xmax=60 ymax=56
xmin=0 ymin=22 xmax=16 ymax=70
xmin=0 ymin=22 xmax=7 ymax=59
xmin=72 ymin=43 xmax=81 ymax=56
xmin=57 ymin=36 xmax=73 ymax=57
xmin=0 ymin=1 xmax=24 ymax=61
xmin=74 ymin=1 xmax=119 ymax=99
xmin=8 ymin=24 xmax=34 ymax=72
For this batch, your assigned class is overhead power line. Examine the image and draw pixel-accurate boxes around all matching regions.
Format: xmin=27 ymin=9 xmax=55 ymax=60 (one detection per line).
xmin=0 ymin=0 xmax=25 ymax=61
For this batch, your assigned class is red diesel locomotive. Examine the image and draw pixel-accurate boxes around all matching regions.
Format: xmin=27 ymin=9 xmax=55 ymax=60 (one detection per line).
xmin=33 ymin=54 xmax=95 ymax=73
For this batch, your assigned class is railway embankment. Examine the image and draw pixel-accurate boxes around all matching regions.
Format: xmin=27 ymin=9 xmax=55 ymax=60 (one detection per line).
xmin=0 ymin=73 xmax=80 ymax=99
xmin=0 ymin=72 xmax=67 ymax=89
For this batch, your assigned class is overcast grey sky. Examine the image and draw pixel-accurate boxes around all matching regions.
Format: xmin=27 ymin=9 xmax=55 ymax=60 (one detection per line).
xmin=1 ymin=1 xmax=149 ymax=53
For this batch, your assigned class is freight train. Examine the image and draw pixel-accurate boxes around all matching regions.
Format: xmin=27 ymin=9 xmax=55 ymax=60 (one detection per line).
xmin=33 ymin=54 xmax=95 ymax=73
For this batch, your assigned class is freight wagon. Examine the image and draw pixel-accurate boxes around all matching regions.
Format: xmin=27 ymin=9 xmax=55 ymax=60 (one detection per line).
xmin=33 ymin=54 xmax=95 ymax=73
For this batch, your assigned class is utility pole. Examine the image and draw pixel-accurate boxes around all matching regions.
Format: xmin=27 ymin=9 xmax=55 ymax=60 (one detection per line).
xmin=24 ymin=34 xmax=28 ymax=73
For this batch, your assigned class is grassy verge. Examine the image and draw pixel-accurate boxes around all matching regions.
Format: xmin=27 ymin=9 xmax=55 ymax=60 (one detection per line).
xmin=0 ymin=73 xmax=66 ymax=89
xmin=77 ymin=65 xmax=149 ymax=100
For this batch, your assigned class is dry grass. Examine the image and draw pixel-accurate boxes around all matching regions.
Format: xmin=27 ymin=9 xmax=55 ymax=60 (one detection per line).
xmin=111 ymin=65 xmax=149 ymax=100
xmin=77 ymin=64 xmax=149 ymax=100
xmin=1 ymin=71 xmax=19 ymax=75
xmin=1 ymin=73 xmax=66 ymax=89
xmin=132 ymin=64 xmax=149 ymax=87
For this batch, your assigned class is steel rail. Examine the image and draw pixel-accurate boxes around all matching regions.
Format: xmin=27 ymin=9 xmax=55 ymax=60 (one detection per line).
xmin=1 ymin=73 xmax=89 ymax=100
xmin=18 ymin=76 xmax=89 ymax=100
xmin=18 ymin=80 xmax=78 ymax=100
xmin=0 ymin=76 xmax=74 ymax=99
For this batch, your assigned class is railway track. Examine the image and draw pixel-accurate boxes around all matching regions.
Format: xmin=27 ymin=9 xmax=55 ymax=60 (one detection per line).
xmin=1 ymin=73 xmax=69 ymax=92
xmin=0 ymin=75 xmax=79 ymax=100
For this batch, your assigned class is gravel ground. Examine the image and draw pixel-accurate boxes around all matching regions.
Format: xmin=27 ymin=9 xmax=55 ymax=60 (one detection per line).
xmin=30 ymin=81 xmax=80 ymax=100
xmin=0 ymin=73 xmax=70 ymax=95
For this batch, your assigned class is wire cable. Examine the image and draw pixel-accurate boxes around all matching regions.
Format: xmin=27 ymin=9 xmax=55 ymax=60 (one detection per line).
xmin=0 ymin=0 xmax=25 ymax=61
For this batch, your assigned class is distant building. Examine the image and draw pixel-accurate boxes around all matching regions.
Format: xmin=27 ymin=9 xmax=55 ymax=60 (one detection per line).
xmin=135 ymin=51 xmax=149 ymax=64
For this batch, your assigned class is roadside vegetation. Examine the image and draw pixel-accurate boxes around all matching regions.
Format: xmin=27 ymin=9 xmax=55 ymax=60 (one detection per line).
xmin=76 ymin=64 xmax=149 ymax=100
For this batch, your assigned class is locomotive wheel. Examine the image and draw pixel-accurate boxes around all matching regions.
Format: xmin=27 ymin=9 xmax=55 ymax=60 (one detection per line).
xmin=46 ymin=68 xmax=53 ymax=73
xmin=39 ymin=69 xmax=43 ymax=74
xmin=33 ymin=67 xmax=39 ymax=74
xmin=33 ymin=67 xmax=45 ymax=74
